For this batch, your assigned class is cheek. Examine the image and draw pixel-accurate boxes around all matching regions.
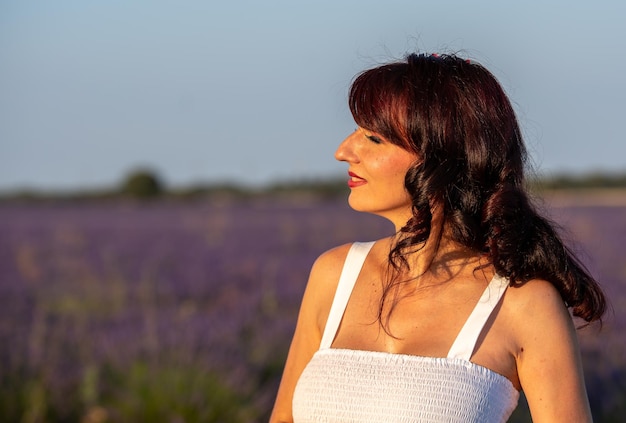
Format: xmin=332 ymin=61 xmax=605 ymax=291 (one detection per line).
xmin=390 ymin=159 xmax=417 ymax=197
xmin=386 ymin=157 xmax=414 ymax=181
xmin=374 ymin=160 xmax=411 ymax=198
xmin=369 ymin=148 xmax=417 ymax=186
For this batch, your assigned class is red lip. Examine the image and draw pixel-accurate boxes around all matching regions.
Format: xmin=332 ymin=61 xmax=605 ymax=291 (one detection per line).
xmin=347 ymin=171 xmax=367 ymax=188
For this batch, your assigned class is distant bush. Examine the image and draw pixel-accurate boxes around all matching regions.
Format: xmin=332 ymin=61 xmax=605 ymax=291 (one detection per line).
xmin=120 ymin=169 xmax=164 ymax=199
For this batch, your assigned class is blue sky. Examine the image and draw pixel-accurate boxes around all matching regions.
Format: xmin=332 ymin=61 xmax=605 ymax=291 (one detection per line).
xmin=1 ymin=1 xmax=625 ymax=191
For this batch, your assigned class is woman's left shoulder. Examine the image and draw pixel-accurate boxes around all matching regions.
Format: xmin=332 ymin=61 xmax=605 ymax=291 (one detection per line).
xmin=500 ymin=280 xmax=592 ymax=421
xmin=500 ymin=278 xmax=576 ymax=347
xmin=503 ymin=278 xmax=568 ymax=316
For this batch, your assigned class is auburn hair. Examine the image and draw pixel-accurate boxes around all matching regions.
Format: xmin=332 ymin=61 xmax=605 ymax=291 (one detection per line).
xmin=349 ymin=53 xmax=605 ymax=324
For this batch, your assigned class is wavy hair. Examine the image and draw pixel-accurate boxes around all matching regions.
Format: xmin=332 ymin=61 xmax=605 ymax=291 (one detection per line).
xmin=349 ymin=53 xmax=606 ymax=324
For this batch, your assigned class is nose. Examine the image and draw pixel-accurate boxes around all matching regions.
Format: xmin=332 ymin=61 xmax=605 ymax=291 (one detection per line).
xmin=334 ymin=131 xmax=359 ymax=163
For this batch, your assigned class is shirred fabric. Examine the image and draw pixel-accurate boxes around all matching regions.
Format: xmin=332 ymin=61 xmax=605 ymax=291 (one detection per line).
xmin=292 ymin=242 xmax=520 ymax=422
xmin=293 ymin=349 xmax=519 ymax=422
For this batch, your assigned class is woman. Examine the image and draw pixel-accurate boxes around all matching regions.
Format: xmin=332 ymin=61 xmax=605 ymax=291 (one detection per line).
xmin=270 ymin=53 xmax=606 ymax=422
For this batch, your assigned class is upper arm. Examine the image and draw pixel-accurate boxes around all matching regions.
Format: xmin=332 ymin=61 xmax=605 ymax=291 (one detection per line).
xmin=513 ymin=280 xmax=592 ymax=422
xmin=269 ymin=245 xmax=350 ymax=423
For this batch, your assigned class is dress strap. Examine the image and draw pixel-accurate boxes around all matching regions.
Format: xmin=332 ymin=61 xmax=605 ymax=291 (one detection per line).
xmin=319 ymin=241 xmax=375 ymax=350
xmin=447 ymin=274 xmax=509 ymax=361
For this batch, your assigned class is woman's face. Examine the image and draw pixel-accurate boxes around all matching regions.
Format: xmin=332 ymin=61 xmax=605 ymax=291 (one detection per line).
xmin=335 ymin=127 xmax=418 ymax=230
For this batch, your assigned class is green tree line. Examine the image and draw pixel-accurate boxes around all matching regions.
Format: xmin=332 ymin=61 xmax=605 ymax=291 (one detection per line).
xmin=2 ymin=169 xmax=626 ymax=202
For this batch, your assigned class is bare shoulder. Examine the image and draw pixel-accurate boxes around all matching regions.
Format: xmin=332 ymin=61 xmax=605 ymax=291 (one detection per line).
xmin=503 ymin=279 xmax=582 ymax=391
xmin=304 ymin=240 xmax=384 ymax=330
xmin=503 ymin=278 xmax=571 ymax=327
xmin=505 ymin=278 xmax=566 ymax=307
xmin=503 ymin=279 xmax=592 ymax=421
xmin=310 ymin=243 xmax=353 ymax=284
xmin=501 ymin=278 xmax=575 ymax=349
xmin=300 ymin=243 xmax=354 ymax=329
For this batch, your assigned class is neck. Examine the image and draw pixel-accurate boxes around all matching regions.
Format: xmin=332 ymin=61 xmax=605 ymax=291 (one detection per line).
xmin=391 ymin=208 xmax=483 ymax=287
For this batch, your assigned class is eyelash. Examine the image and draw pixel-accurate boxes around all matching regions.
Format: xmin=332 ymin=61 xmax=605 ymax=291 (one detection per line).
xmin=355 ymin=127 xmax=383 ymax=144
xmin=366 ymin=135 xmax=383 ymax=144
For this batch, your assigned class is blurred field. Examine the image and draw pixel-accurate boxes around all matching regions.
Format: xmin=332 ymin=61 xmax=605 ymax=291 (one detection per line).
xmin=0 ymin=191 xmax=624 ymax=422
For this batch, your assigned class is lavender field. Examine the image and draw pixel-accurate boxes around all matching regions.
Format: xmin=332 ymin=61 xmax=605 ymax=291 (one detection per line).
xmin=0 ymin=193 xmax=624 ymax=422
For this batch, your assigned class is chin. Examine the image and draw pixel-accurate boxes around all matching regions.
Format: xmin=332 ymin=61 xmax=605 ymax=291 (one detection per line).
xmin=347 ymin=195 xmax=382 ymax=217
xmin=348 ymin=193 xmax=412 ymax=227
xmin=347 ymin=194 xmax=368 ymax=213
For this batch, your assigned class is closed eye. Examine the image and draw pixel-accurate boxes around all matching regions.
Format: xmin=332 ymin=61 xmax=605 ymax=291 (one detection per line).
xmin=366 ymin=135 xmax=383 ymax=144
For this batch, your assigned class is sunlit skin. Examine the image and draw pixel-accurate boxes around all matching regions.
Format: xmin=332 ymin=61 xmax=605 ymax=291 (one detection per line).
xmin=270 ymin=128 xmax=593 ymax=423
xmin=334 ymin=127 xmax=418 ymax=231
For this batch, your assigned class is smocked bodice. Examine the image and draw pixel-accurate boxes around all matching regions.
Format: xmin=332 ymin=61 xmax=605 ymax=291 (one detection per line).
xmin=292 ymin=242 xmax=520 ymax=422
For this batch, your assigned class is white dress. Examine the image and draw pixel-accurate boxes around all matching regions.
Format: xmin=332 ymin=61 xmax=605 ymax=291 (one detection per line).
xmin=292 ymin=242 xmax=520 ymax=422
